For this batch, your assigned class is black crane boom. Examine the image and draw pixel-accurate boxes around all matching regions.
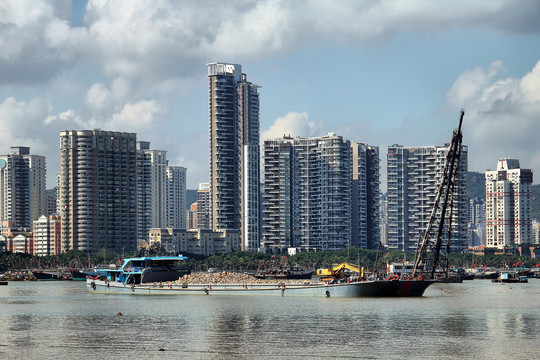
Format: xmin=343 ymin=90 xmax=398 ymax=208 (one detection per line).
xmin=413 ymin=110 xmax=465 ymax=279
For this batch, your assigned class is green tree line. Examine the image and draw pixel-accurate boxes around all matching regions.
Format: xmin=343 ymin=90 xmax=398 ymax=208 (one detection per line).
xmin=1 ymin=247 xmax=539 ymax=272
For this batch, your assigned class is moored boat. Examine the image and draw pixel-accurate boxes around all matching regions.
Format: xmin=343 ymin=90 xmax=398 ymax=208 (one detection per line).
xmin=89 ymin=255 xmax=190 ymax=285
xmin=472 ymin=269 xmax=499 ymax=280
xmin=87 ymin=276 xmax=435 ymax=297
xmin=31 ymin=271 xmax=59 ymax=281
xmin=255 ymin=265 xmax=314 ymax=280
xmin=255 ymin=256 xmax=314 ymax=280
xmin=69 ymin=269 xmax=94 ymax=281
xmin=87 ymin=255 xmax=435 ymax=297
xmin=284 ymin=265 xmax=315 ymax=279
xmin=492 ymin=271 xmax=528 ymax=283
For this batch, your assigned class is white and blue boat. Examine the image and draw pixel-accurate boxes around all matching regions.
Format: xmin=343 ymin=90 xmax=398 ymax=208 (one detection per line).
xmin=88 ymin=255 xmax=190 ymax=286
xmin=492 ymin=271 xmax=528 ymax=283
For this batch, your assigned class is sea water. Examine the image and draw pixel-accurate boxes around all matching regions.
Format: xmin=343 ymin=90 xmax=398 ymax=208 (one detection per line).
xmin=0 ymin=280 xmax=539 ymax=359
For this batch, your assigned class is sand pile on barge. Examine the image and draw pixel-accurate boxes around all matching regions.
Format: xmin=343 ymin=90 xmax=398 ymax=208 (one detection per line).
xmin=174 ymin=272 xmax=314 ymax=285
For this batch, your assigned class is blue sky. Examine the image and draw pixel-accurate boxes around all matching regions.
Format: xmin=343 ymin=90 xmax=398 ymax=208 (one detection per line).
xmin=2 ymin=0 xmax=540 ymax=189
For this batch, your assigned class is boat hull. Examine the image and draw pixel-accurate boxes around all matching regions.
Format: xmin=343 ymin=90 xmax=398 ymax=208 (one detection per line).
xmin=86 ymin=279 xmax=435 ymax=297
xmin=32 ymin=271 xmax=59 ymax=281
xmin=474 ymin=272 xmax=498 ymax=280
xmin=70 ymin=270 xmax=92 ymax=281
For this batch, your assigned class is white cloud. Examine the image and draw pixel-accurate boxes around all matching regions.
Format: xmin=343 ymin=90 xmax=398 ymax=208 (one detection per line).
xmin=262 ymin=112 xmax=323 ymax=141
xmin=4 ymin=0 xmax=540 ymax=86
xmin=0 ymin=97 xmax=49 ymax=142
xmin=0 ymin=0 xmax=87 ymax=83
xmin=0 ymin=96 xmax=72 ymax=187
xmin=446 ymin=60 xmax=540 ymax=173
xmin=110 ymin=99 xmax=164 ymax=131
xmin=45 ymin=108 xmax=81 ymax=125
xmin=85 ymin=82 xmax=112 ymax=110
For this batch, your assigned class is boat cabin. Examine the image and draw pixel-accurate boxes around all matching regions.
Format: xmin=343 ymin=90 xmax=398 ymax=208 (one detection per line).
xmin=97 ymin=256 xmax=189 ymax=285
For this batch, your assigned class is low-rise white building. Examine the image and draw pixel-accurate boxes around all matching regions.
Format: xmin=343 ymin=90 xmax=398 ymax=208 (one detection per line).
xmin=149 ymin=228 xmax=240 ymax=256
xmin=33 ymin=215 xmax=62 ymax=256
xmin=12 ymin=234 xmax=31 ymax=254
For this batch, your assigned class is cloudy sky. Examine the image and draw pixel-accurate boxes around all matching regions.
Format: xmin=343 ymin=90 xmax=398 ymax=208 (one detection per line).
xmin=2 ymin=0 xmax=540 ymax=190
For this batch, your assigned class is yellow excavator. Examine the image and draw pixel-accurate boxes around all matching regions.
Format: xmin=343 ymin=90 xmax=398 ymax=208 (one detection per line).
xmin=317 ymin=262 xmax=364 ymax=281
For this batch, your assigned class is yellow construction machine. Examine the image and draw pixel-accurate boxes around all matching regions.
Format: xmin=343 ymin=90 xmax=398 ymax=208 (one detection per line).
xmin=317 ymin=262 xmax=364 ymax=281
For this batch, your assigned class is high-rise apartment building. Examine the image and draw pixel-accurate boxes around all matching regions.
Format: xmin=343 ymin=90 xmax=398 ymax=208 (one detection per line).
xmin=469 ymin=198 xmax=485 ymax=247
xmin=387 ymin=144 xmax=468 ymax=253
xmin=262 ymin=134 xmax=354 ymax=252
xmin=136 ymin=141 xmax=168 ymax=241
xmin=485 ymin=158 xmax=533 ymax=248
xmin=166 ymin=165 xmax=187 ymax=229
xmin=262 ymin=139 xmax=294 ymax=251
xmin=196 ymin=183 xmax=210 ymax=229
xmin=59 ymin=130 xmax=137 ymax=253
xmin=0 ymin=146 xmax=46 ymax=229
xmin=208 ymin=62 xmax=260 ymax=251
xmin=46 ymin=192 xmax=57 ymax=215
xmin=351 ymin=143 xmax=381 ymax=249
xmin=187 ymin=202 xmax=197 ymax=229
xmin=379 ymin=193 xmax=388 ymax=247
xmin=136 ymin=141 xmax=187 ymax=240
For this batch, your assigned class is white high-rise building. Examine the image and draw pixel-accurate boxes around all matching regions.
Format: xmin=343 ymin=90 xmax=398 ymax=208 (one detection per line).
xmin=351 ymin=143 xmax=380 ymax=249
xmin=485 ymin=158 xmax=533 ymax=248
xmin=469 ymin=198 xmax=486 ymax=247
xmin=136 ymin=141 xmax=168 ymax=241
xmin=0 ymin=146 xmax=46 ymax=230
xmin=387 ymin=144 xmax=468 ymax=253
xmin=136 ymin=141 xmax=187 ymax=240
xmin=208 ymin=62 xmax=260 ymax=251
xmin=166 ymin=165 xmax=187 ymax=229
xmin=196 ymin=183 xmax=210 ymax=229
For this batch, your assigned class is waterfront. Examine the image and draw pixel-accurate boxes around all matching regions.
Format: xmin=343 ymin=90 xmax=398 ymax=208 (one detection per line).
xmin=0 ymin=280 xmax=539 ymax=359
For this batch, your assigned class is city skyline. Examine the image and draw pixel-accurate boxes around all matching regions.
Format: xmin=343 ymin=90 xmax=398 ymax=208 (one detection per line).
xmin=1 ymin=1 xmax=540 ymax=190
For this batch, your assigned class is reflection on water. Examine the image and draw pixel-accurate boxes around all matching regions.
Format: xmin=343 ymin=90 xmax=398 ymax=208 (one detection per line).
xmin=0 ymin=281 xmax=539 ymax=359
xmin=8 ymin=314 xmax=35 ymax=349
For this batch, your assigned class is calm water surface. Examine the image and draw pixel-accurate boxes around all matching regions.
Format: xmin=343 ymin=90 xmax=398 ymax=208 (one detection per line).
xmin=0 ymin=280 xmax=539 ymax=359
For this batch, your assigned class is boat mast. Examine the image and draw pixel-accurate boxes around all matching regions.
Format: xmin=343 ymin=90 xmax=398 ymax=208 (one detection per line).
xmin=413 ymin=110 xmax=464 ymax=279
